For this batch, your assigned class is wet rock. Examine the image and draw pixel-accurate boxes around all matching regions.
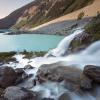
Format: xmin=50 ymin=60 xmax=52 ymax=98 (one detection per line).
xmin=58 ymin=93 xmax=71 ymax=100
xmin=4 ymin=86 xmax=40 ymax=100
xmin=69 ymin=31 xmax=93 ymax=53
xmin=15 ymin=68 xmax=28 ymax=85
xmin=0 ymin=66 xmax=17 ymax=88
xmin=41 ymin=98 xmax=54 ymax=100
xmin=36 ymin=63 xmax=82 ymax=91
xmin=84 ymin=65 xmax=100 ymax=83
xmin=0 ymin=88 xmax=4 ymax=98
xmin=15 ymin=68 xmax=25 ymax=75
xmin=16 ymin=72 xmax=34 ymax=89
xmin=80 ymin=74 xmax=92 ymax=90
xmin=24 ymin=64 xmax=34 ymax=69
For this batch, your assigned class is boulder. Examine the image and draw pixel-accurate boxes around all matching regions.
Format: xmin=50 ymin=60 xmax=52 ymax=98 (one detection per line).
xmin=15 ymin=68 xmax=28 ymax=85
xmin=0 ymin=66 xmax=17 ymax=88
xmin=58 ymin=93 xmax=71 ymax=100
xmin=84 ymin=65 xmax=100 ymax=83
xmin=36 ymin=63 xmax=82 ymax=91
xmin=80 ymin=74 xmax=92 ymax=90
xmin=69 ymin=31 xmax=93 ymax=53
xmin=0 ymin=88 xmax=4 ymax=99
xmin=4 ymin=86 xmax=40 ymax=100
xmin=41 ymin=98 xmax=54 ymax=100
xmin=24 ymin=64 xmax=34 ymax=69
xmin=15 ymin=68 xmax=25 ymax=75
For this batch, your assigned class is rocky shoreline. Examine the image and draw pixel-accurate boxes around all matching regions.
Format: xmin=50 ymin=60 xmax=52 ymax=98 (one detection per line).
xmin=5 ymin=18 xmax=88 ymax=36
xmin=0 ymin=63 xmax=100 ymax=100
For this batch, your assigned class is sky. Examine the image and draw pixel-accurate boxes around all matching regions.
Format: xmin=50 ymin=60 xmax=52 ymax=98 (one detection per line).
xmin=0 ymin=0 xmax=33 ymax=19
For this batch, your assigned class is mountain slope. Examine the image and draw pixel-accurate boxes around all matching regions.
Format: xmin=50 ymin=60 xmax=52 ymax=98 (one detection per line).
xmin=0 ymin=0 xmax=40 ymax=29
xmin=30 ymin=0 xmax=100 ymax=35
xmin=0 ymin=0 xmax=93 ymax=29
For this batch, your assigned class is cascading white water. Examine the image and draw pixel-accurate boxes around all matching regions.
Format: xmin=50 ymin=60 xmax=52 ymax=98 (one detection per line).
xmin=45 ymin=29 xmax=83 ymax=57
xmin=3 ymin=28 xmax=100 ymax=100
xmin=82 ymin=40 xmax=100 ymax=55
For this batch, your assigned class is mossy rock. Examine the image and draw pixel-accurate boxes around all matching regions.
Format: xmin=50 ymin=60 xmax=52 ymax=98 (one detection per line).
xmin=85 ymin=13 xmax=100 ymax=40
xmin=69 ymin=14 xmax=100 ymax=53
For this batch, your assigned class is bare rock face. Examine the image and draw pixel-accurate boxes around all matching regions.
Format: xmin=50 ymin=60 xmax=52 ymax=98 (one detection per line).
xmin=83 ymin=65 xmax=100 ymax=83
xmin=4 ymin=86 xmax=40 ymax=100
xmin=0 ymin=67 xmax=17 ymax=88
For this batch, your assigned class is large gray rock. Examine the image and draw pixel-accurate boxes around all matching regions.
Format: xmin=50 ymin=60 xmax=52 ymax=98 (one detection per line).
xmin=15 ymin=68 xmax=28 ymax=85
xmin=41 ymin=98 xmax=54 ymax=100
xmin=84 ymin=65 xmax=100 ymax=83
xmin=80 ymin=74 xmax=92 ymax=90
xmin=0 ymin=67 xmax=17 ymax=88
xmin=58 ymin=93 xmax=71 ymax=100
xmin=4 ymin=86 xmax=40 ymax=100
xmin=0 ymin=88 xmax=4 ymax=99
xmin=69 ymin=32 xmax=93 ymax=53
xmin=36 ymin=63 xmax=82 ymax=91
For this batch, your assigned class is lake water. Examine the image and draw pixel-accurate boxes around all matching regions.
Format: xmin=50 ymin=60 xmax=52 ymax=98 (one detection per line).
xmin=0 ymin=33 xmax=65 ymax=52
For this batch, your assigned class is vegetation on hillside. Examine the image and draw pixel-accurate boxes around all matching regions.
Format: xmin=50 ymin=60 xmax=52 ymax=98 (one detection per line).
xmin=85 ymin=12 xmax=100 ymax=40
xmin=20 ymin=0 xmax=93 ymax=29
xmin=0 ymin=0 xmax=93 ymax=29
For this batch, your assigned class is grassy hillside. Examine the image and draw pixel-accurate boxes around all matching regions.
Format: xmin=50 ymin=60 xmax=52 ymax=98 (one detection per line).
xmin=0 ymin=0 xmax=93 ymax=30
xmin=14 ymin=0 xmax=93 ymax=29
xmin=30 ymin=0 xmax=100 ymax=35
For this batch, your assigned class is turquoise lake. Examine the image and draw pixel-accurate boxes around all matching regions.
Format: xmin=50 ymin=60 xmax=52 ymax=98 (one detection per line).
xmin=0 ymin=33 xmax=65 ymax=52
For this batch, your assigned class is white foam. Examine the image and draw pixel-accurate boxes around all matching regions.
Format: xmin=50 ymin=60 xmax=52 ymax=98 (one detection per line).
xmin=45 ymin=29 xmax=83 ymax=57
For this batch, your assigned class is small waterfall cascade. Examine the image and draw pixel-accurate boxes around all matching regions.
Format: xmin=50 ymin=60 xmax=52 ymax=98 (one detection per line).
xmin=81 ymin=40 xmax=100 ymax=55
xmin=3 ymin=28 xmax=100 ymax=100
xmin=45 ymin=29 xmax=83 ymax=57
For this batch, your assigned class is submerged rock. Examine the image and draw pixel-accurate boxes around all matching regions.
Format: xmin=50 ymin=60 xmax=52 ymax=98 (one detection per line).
xmin=84 ymin=65 xmax=100 ymax=83
xmin=0 ymin=66 xmax=17 ymax=88
xmin=4 ymin=86 xmax=40 ymax=100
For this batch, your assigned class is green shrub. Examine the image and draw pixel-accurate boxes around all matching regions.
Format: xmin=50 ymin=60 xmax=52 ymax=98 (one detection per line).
xmin=21 ymin=50 xmax=46 ymax=59
xmin=14 ymin=20 xmax=27 ymax=29
xmin=85 ymin=13 xmax=100 ymax=34
xmin=85 ymin=13 xmax=100 ymax=40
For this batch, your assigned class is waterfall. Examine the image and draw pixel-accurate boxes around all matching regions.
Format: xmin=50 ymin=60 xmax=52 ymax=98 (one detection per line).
xmin=3 ymin=28 xmax=100 ymax=100
xmin=45 ymin=29 xmax=83 ymax=57
xmin=82 ymin=40 xmax=100 ymax=55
